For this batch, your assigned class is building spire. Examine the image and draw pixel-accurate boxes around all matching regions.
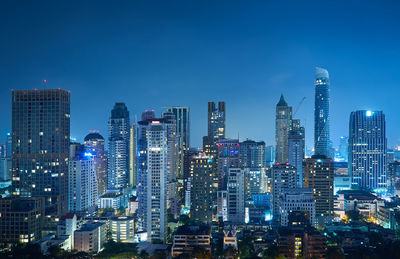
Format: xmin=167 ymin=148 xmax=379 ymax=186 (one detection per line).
xmin=277 ymin=94 xmax=288 ymax=107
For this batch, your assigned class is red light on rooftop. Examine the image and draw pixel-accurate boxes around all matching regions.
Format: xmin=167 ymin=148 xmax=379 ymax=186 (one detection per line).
xmin=43 ymin=79 xmax=47 ymax=84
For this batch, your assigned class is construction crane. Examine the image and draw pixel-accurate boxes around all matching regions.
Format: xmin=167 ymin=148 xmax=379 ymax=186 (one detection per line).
xmin=293 ymin=96 xmax=306 ymax=117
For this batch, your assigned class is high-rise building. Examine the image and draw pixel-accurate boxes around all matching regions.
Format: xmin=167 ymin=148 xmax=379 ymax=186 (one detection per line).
xmin=227 ymin=168 xmax=245 ymax=223
xmin=288 ymin=120 xmax=305 ymax=187
xmin=271 ymin=164 xmax=297 ymax=221
xmin=239 ymin=139 xmax=266 ymax=168
xmin=338 ymin=136 xmax=348 ymax=162
xmin=145 ymin=118 xmax=168 ymax=242
xmin=189 ymin=153 xmax=216 ymax=223
xmin=279 ymin=188 xmax=316 ymax=227
xmin=166 ymin=107 xmax=190 ymax=150
xmin=84 ymin=132 xmax=107 ymax=196
xmin=129 ymin=123 xmax=137 ymax=188
xmin=216 ymin=139 xmax=240 ymax=191
xmin=11 ymin=89 xmax=70 ymax=215
xmin=208 ymin=102 xmax=225 ymax=144
xmin=265 ymin=145 xmax=275 ymax=167
xmin=107 ymin=103 xmax=130 ymax=190
xmin=68 ymin=143 xmax=98 ymax=213
xmin=349 ymin=110 xmax=387 ymax=191
xmin=314 ymin=67 xmax=331 ymax=157
xmin=275 ymin=95 xmax=292 ymax=163
xmin=304 ymin=155 xmax=334 ymax=226
xmin=244 ymin=168 xmax=267 ymax=200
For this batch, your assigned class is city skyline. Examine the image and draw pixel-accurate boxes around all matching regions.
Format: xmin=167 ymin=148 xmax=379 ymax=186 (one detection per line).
xmin=1 ymin=1 xmax=400 ymax=149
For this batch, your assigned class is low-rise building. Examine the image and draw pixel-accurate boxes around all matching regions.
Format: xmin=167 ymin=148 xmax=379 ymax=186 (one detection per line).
xmin=279 ymin=188 xmax=316 ymax=227
xmin=111 ymin=216 xmax=135 ymax=243
xmin=171 ymin=225 xmax=211 ymax=258
xmin=74 ymin=222 xmax=106 ymax=253
xmin=0 ymin=197 xmax=45 ymax=245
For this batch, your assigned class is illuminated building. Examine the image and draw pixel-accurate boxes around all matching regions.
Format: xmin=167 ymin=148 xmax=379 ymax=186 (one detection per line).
xmin=239 ymin=139 xmax=266 ymax=168
xmin=271 ymin=163 xmax=297 ymax=221
xmin=11 ymin=89 xmax=70 ymax=215
xmin=111 ymin=216 xmax=135 ymax=243
xmin=288 ymin=119 xmax=305 ymax=187
xmin=266 ymin=145 xmax=275 ymax=167
xmin=279 ymin=188 xmax=316 ymax=227
xmin=275 ymin=95 xmax=292 ymax=163
xmin=171 ymin=225 xmax=211 ymax=258
xmin=304 ymin=155 xmax=334 ymax=226
xmin=0 ymin=197 xmax=45 ymax=244
xmin=129 ymin=123 xmax=137 ymax=188
xmin=84 ymin=132 xmax=107 ymax=196
xmin=227 ymin=168 xmax=245 ymax=223
xmin=68 ymin=143 xmax=98 ymax=213
xmin=190 ymin=153 xmax=216 ymax=223
xmin=244 ymin=168 xmax=267 ymax=200
xmin=208 ymin=101 xmax=225 ymax=144
xmin=349 ymin=110 xmax=387 ymax=191
xmin=74 ymin=222 xmax=106 ymax=253
xmin=107 ymin=103 xmax=130 ymax=190
xmin=314 ymin=67 xmax=331 ymax=158
xmin=216 ymin=139 xmax=240 ymax=191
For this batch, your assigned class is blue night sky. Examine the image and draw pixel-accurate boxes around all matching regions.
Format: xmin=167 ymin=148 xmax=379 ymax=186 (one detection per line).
xmin=1 ymin=0 xmax=400 ymax=149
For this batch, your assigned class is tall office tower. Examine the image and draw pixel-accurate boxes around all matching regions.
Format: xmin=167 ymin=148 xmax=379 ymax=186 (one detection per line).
xmin=271 ymin=164 xmax=297 ymax=221
xmin=288 ymin=120 xmax=305 ymax=187
xmin=129 ymin=123 xmax=137 ymax=188
xmin=217 ymin=139 xmax=240 ymax=190
xmin=244 ymin=168 xmax=267 ymax=200
xmin=145 ymin=118 xmax=168 ymax=242
xmin=208 ymin=102 xmax=226 ymax=143
xmin=162 ymin=112 xmax=179 ymax=218
xmin=314 ymin=67 xmax=331 ymax=157
xmin=227 ymin=168 xmax=245 ymax=223
xmin=190 ymin=153 xmax=216 ymax=223
xmin=304 ymin=155 xmax=334 ymax=226
xmin=68 ymin=143 xmax=98 ymax=213
xmin=84 ymin=132 xmax=107 ymax=196
xmin=265 ymin=145 xmax=275 ymax=167
xmin=11 ymin=89 xmax=70 ymax=215
xmin=279 ymin=188 xmax=316 ymax=227
xmin=239 ymin=139 xmax=266 ymax=168
xmin=339 ymin=136 xmax=348 ymax=162
xmin=388 ymin=161 xmax=400 ymax=195
xmin=349 ymin=110 xmax=387 ymax=190
xmin=166 ymin=107 xmax=190 ymax=150
xmin=0 ymin=157 xmax=11 ymax=181
xmin=3 ymin=133 xmax=12 ymax=158
xmin=107 ymin=103 xmax=130 ymax=190
xmin=275 ymin=95 xmax=292 ymax=163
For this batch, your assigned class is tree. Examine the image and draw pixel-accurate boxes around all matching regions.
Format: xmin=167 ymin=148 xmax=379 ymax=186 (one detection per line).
xmin=346 ymin=210 xmax=362 ymax=222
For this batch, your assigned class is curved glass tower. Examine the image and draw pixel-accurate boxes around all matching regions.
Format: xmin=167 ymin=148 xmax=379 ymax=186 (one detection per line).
xmin=314 ymin=67 xmax=330 ymax=157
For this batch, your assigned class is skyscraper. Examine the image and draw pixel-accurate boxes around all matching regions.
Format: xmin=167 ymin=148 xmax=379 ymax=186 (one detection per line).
xmin=314 ymin=67 xmax=331 ymax=157
xmin=288 ymin=120 xmax=305 ymax=187
xmin=11 ymin=89 xmax=70 ymax=215
xmin=338 ymin=136 xmax=348 ymax=162
xmin=166 ymin=107 xmax=190 ymax=149
xmin=271 ymin=164 xmax=297 ymax=221
xmin=129 ymin=123 xmax=137 ymax=188
xmin=239 ymin=139 xmax=266 ymax=168
xmin=107 ymin=103 xmax=130 ymax=190
xmin=84 ymin=132 xmax=107 ymax=196
xmin=190 ymin=153 xmax=216 ymax=223
xmin=68 ymin=143 xmax=98 ymax=212
xmin=275 ymin=95 xmax=292 ymax=163
xmin=145 ymin=118 xmax=169 ymax=242
xmin=304 ymin=155 xmax=334 ymax=226
xmin=349 ymin=110 xmax=387 ymax=190
xmin=227 ymin=168 xmax=245 ymax=223
xmin=208 ymin=101 xmax=225 ymax=144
